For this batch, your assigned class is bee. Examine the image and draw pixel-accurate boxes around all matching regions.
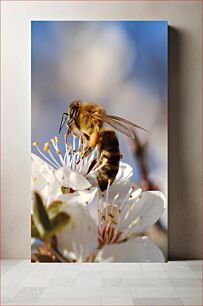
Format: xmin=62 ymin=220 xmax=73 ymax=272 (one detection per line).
xmin=59 ymin=100 xmax=146 ymax=191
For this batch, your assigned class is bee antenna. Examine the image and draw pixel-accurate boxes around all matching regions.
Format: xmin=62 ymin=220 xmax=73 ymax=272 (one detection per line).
xmin=59 ymin=112 xmax=68 ymax=134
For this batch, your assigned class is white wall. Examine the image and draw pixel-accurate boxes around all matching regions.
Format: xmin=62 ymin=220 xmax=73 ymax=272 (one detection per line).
xmin=1 ymin=1 xmax=202 ymax=259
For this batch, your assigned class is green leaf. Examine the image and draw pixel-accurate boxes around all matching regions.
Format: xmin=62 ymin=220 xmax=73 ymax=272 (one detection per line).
xmin=31 ymin=216 xmax=40 ymax=238
xmin=47 ymin=200 xmax=64 ymax=219
xmin=51 ymin=212 xmax=71 ymax=234
xmin=32 ymin=192 xmax=52 ymax=238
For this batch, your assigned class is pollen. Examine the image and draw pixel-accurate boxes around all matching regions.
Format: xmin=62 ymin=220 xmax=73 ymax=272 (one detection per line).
xmin=43 ymin=142 xmax=50 ymax=152
xmin=56 ymin=149 xmax=61 ymax=155
xmin=108 ymin=178 xmax=112 ymax=185
xmin=54 ymin=136 xmax=59 ymax=142
xmin=32 ymin=142 xmax=39 ymax=147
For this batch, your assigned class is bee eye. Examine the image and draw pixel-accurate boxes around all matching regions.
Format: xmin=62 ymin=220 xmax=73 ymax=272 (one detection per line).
xmin=70 ymin=107 xmax=77 ymax=118
xmin=70 ymin=109 xmax=74 ymax=117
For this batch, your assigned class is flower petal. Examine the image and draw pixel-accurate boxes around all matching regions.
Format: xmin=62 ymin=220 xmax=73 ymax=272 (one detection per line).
xmin=105 ymin=181 xmax=140 ymax=205
xmin=55 ymin=168 xmax=92 ymax=190
xmin=119 ymin=191 xmax=165 ymax=234
xmin=31 ymin=154 xmax=56 ymax=203
xmin=102 ymin=236 xmax=165 ymax=262
xmin=57 ymin=203 xmax=98 ymax=262
xmin=58 ymin=187 xmax=98 ymax=206
xmin=115 ymin=162 xmax=133 ymax=182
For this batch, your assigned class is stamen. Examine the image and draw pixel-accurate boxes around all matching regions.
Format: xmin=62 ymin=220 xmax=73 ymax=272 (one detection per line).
xmin=43 ymin=142 xmax=50 ymax=152
xmin=86 ymin=148 xmax=97 ymax=169
xmin=72 ymin=137 xmax=77 ymax=170
xmin=51 ymin=137 xmax=65 ymax=166
xmin=89 ymin=162 xmax=105 ymax=174
xmin=47 ymin=149 xmax=61 ymax=168
xmin=32 ymin=142 xmax=57 ymax=168
xmin=89 ymin=154 xmax=103 ymax=173
xmin=109 ymin=194 xmax=119 ymax=219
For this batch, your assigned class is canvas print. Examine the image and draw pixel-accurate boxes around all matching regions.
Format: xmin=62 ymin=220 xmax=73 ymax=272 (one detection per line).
xmin=31 ymin=21 xmax=168 ymax=262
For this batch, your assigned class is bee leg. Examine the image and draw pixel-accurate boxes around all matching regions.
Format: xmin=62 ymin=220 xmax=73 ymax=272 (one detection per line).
xmin=82 ymin=147 xmax=95 ymax=158
xmin=81 ymin=131 xmax=99 ymax=158
xmin=65 ymin=129 xmax=71 ymax=144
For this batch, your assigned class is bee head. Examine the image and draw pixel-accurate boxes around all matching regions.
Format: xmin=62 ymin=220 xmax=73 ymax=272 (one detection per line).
xmin=59 ymin=100 xmax=80 ymax=134
xmin=68 ymin=100 xmax=80 ymax=124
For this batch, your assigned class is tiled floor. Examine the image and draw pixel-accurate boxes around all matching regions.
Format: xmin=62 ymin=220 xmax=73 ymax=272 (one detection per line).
xmin=1 ymin=260 xmax=202 ymax=305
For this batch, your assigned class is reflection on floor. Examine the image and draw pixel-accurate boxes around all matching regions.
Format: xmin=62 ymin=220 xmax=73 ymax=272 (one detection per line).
xmin=1 ymin=260 xmax=202 ymax=305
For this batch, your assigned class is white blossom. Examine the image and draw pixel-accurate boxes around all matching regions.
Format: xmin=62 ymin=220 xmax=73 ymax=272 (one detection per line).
xmin=54 ymin=188 xmax=165 ymax=262
xmin=31 ymin=135 xmax=132 ymax=206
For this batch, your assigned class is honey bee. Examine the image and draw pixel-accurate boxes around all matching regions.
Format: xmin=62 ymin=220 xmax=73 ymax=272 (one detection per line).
xmin=59 ymin=100 xmax=146 ymax=191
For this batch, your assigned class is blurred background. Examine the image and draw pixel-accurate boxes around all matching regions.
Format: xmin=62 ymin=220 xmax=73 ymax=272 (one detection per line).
xmin=31 ymin=21 xmax=168 ymax=234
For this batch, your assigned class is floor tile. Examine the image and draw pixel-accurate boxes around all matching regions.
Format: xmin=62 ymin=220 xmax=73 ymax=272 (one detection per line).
xmin=170 ymin=277 xmax=202 ymax=287
xmin=47 ymin=277 xmax=76 ymax=288
xmin=1 ymin=259 xmax=203 ymax=306
xmin=81 ymin=263 xmax=102 ymax=271
xmin=166 ymin=271 xmax=197 ymax=278
xmin=35 ymin=297 xmax=101 ymax=305
xmin=102 ymin=287 xmax=132 ymax=298
xmin=79 ymin=271 xmax=102 ymax=279
xmin=15 ymin=287 xmax=45 ymax=298
xmin=2 ymin=297 xmax=39 ymax=305
xmin=75 ymin=277 xmax=102 ymax=287
xmin=140 ymin=263 xmax=165 ymax=272
xmin=175 ymin=287 xmax=202 ymax=298
xmin=142 ymin=271 xmax=168 ymax=278
xmin=31 ymin=263 xmax=60 ymax=273
xmin=186 ymin=260 xmax=202 ymax=266
xmin=1 ymin=299 xmax=11 ymax=305
xmin=134 ymin=287 xmax=178 ymax=298
xmin=2 ymin=265 xmax=15 ymax=274
xmin=103 ymin=270 xmax=143 ymax=278
xmin=102 ymin=278 xmax=123 ymax=287
xmin=54 ymin=270 xmax=80 ymax=278
xmin=17 ymin=274 xmax=55 ymax=287
xmin=41 ymin=287 xmax=101 ymax=298
xmin=103 ymin=263 xmax=142 ymax=273
xmin=133 ymin=297 xmax=183 ymax=305
xmin=56 ymin=263 xmax=82 ymax=271
xmin=194 ymin=271 xmax=202 ymax=279
xmin=166 ymin=261 xmax=187 ymax=266
xmin=164 ymin=265 xmax=192 ymax=272
xmin=189 ymin=264 xmax=202 ymax=272
xmin=102 ymin=297 xmax=134 ymax=305
xmin=2 ymin=287 xmax=23 ymax=299
xmin=2 ymin=263 xmax=35 ymax=287
xmin=180 ymin=296 xmax=202 ymax=305
xmin=124 ymin=277 xmax=172 ymax=287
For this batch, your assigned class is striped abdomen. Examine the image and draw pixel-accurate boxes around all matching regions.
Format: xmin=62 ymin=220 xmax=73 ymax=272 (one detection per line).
xmin=97 ymin=128 xmax=121 ymax=191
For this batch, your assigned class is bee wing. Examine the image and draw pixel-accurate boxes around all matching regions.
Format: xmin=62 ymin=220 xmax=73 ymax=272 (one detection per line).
xmin=91 ymin=114 xmax=147 ymax=140
xmin=108 ymin=115 xmax=148 ymax=133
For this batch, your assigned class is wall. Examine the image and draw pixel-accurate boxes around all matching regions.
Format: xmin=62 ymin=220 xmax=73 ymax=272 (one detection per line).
xmin=1 ymin=1 xmax=202 ymax=259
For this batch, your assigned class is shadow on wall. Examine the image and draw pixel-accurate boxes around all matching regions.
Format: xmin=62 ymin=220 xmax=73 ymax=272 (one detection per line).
xmin=168 ymin=26 xmax=202 ymax=259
